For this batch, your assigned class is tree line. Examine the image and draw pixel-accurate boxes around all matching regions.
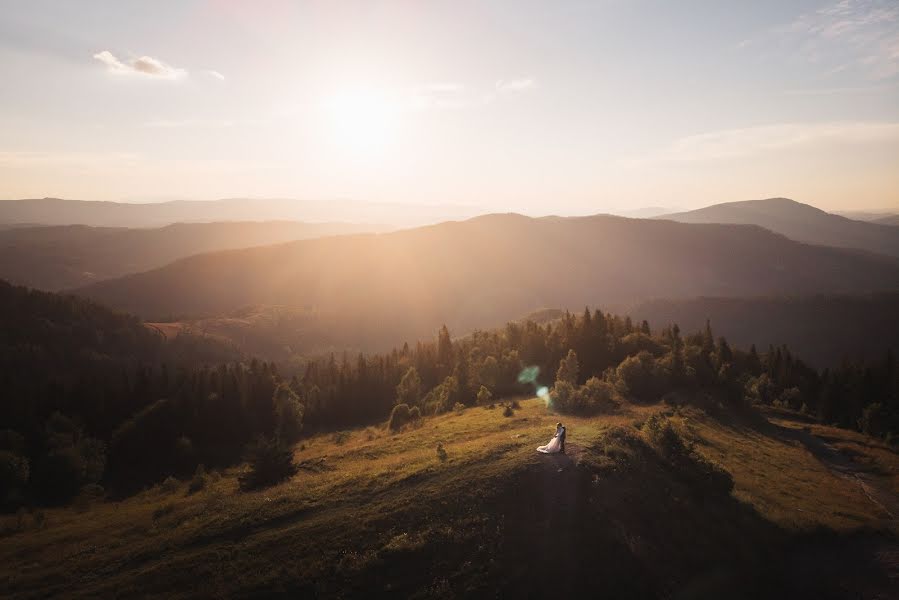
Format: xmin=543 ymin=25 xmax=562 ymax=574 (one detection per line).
xmin=1 ymin=280 xmax=896 ymax=510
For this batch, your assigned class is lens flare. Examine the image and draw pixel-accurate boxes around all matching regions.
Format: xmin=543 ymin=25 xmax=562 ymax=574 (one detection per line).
xmin=518 ymin=366 xmax=552 ymax=406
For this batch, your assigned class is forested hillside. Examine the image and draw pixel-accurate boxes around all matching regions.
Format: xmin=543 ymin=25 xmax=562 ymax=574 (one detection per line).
xmin=3 ymin=280 xmax=896 ymax=512
xmin=630 ymin=292 xmax=899 ymax=367
xmin=0 ymin=221 xmax=385 ymax=291
xmin=75 ymin=213 xmax=899 ymax=350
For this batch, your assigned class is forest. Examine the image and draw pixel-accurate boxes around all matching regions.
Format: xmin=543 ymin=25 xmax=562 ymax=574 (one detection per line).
xmin=2 ymin=279 xmax=896 ymax=511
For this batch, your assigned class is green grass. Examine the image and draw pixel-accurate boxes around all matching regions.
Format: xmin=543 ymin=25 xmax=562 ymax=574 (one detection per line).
xmin=1 ymin=398 xmax=896 ymax=598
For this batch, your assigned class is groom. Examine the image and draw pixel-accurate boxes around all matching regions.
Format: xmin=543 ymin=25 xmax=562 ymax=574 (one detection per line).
xmin=556 ymin=422 xmax=567 ymax=454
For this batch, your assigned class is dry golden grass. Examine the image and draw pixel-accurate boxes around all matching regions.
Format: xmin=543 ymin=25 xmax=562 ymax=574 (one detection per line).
xmin=1 ymin=398 xmax=894 ymax=598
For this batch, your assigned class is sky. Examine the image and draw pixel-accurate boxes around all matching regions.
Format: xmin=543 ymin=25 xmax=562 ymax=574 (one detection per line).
xmin=0 ymin=0 xmax=898 ymax=214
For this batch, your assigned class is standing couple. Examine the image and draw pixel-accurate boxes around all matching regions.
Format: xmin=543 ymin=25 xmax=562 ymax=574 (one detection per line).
xmin=537 ymin=422 xmax=566 ymax=454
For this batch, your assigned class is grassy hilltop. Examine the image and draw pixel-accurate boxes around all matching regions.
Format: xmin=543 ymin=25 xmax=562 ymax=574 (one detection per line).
xmin=2 ymin=397 xmax=896 ymax=598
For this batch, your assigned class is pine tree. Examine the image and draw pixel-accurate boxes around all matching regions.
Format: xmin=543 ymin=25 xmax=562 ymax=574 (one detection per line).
xmin=556 ymin=349 xmax=579 ymax=386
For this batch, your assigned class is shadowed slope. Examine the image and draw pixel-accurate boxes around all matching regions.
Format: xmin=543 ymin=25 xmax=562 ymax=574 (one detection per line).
xmin=2 ymin=400 xmax=896 ymax=598
xmin=0 ymin=221 xmax=387 ymax=291
xmin=75 ymin=213 xmax=899 ymax=351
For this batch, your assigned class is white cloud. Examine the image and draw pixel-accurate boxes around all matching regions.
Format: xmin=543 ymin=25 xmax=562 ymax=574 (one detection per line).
xmin=650 ymin=121 xmax=899 ymax=162
xmin=749 ymin=0 xmax=899 ymax=79
xmin=92 ymin=50 xmax=186 ymax=79
xmin=142 ymin=119 xmax=236 ymax=128
xmin=495 ymin=77 xmax=536 ymax=93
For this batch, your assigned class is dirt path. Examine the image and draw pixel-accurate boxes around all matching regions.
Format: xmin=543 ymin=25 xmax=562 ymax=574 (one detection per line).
xmin=776 ymin=424 xmax=899 ymax=530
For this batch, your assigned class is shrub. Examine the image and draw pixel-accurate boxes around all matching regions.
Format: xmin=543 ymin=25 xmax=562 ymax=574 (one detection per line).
xmin=859 ymin=403 xmax=886 ymax=438
xmin=511 ymin=399 xmax=521 ymax=409
xmin=161 ymin=476 xmax=180 ymax=494
xmin=551 ymin=380 xmax=577 ymax=412
xmin=388 ymin=404 xmax=412 ymax=432
xmin=436 ymin=443 xmax=448 ymax=462
xmin=0 ymin=451 xmax=29 ymax=509
xmin=239 ymin=437 xmax=298 ymax=491
xmin=396 ymin=367 xmax=422 ymax=407
xmin=476 ymin=385 xmax=493 ymax=407
xmin=503 ymin=405 xmax=514 ymax=417
xmin=641 ymin=414 xmax=688 ymax=459
xmin=274 ymin=383 xmax=304 ymax=442
xmin=152 ymin=503 xmax=175 ymax=521
xmin=616 ymin=351 xmax=666 ymax=401
xmin=188 ymin=464 xmax=207 ymax=494
xmin=332 ymin=431 xmax=350 ymax=445
xmin=409 ymin=406 xmax=422 ymax=421
xmin=580 ymin=377 xmax=618 ymax=413
xmin=453 ymin=402 xmax=466 ymax=414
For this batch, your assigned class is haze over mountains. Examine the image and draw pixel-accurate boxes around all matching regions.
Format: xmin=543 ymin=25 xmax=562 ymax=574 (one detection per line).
xmin=75 ymin=213 xmax=899 ymax=353
xmin=0 ymin=197 xmax=481 ymax=229
xmin=0 ymin=221 xmax=388 ymax=291
xmin=659 ymin=198 xmax=899 ymax=257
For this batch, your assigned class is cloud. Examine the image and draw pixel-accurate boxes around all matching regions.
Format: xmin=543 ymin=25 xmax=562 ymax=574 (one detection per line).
xmin=495 ymin=77 xmax=536 ymax=93
xmin=92 ymin=50 xmax=186 ymax=79
xmin=406 ymin=78 xmax=536 ymax=111
xmin=206 ymin=70 xmax=226 ymax=81
xmin=747 ymin=0 xmax=899 ymax=79
xmin=650 ymin=121 xmax=899 ymax=162
xmin=142 ymin=119 xmax=236 ymax=128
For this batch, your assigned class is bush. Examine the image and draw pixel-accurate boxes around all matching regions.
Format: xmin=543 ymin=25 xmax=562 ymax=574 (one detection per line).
xmin=0 ymin=451 xmax=29 ymax=509
xmin=616 ymin=351 xmax=665 ymax=401
xmin=503 ymin=405 xmax=514 ymax=417
xmin=274 ymin=383 xmax=304 ymax=442
xmin=388 ymin=403 xmax=412 ymax=432
xmin=551 ymin=381 xmax=576 ymax=412
xmin=476 ymin=386 xmax=493 ymax=407
xmin=641 ymin=414 xmax=688 ymax=459
xmin=409 ymin=406 xmax=422 ymax=421
xmin=188 ymin=464 xmax=207 ymax=494
xmin=453 ymin=402 xmax=466 ymax=414
xmin=580 ymin=377 xmax=618 ymax=413
xmin=239 ymin=437 xmax=298 ymax=491
xmin=161 ymin=476 xmax=180 ymax=494
xmin=511 ymin=399 xmax=521 ymax=409
xmin=436 ymin=443 xmax=448 ymax=462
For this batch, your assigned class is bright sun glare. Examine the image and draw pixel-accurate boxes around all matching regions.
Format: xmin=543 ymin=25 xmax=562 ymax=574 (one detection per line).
xmin=324 ymin=89 xmax=399 ymax=156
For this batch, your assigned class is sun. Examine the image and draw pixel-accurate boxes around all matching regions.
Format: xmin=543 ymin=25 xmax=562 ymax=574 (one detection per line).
xmin=323 ymin=88 xmax=399 ymax=157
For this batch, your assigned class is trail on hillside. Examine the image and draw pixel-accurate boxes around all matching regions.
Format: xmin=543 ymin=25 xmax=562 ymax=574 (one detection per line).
xmin=776 ymin=425 xmax=899 ymax=527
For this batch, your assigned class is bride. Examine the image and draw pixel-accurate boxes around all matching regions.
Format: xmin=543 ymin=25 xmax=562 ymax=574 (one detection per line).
xmin=537 ymin=423 xmax=564 ymax=454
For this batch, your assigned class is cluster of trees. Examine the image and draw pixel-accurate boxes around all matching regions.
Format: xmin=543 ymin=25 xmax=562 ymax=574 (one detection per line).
xmin=2 ymin=277 xmax=896 ymax=510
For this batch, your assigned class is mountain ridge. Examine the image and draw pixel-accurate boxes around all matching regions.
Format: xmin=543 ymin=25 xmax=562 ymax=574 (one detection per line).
xmin=658 ymin=197 xmax=899 ymax=257
xmin=74 ymin=212 xmax=899 ymax=352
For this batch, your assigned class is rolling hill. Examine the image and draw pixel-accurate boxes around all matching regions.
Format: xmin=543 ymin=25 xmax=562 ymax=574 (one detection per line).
xmin=659 ymin=198 xmax=899 ymax=257
xmin=875 ymin=214 xmax=899 ymax=226
xmin=0 ymin=221 xmax=387 ymax=291
xmin=2 ymin=399 xmax=896 ymax=598
xmin=0 ymin=197 xmax=480 ymax=228
xmin=75 ymin=213 xmax=899 ymax=353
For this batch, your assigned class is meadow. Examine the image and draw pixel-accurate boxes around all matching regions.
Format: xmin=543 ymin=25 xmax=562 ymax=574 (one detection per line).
xmin=2 ymin=397 xmax=895 ymax=598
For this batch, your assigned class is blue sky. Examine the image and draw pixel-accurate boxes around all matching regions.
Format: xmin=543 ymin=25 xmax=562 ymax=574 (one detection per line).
xmin=0 ymin=0 xmax=897 ymax=212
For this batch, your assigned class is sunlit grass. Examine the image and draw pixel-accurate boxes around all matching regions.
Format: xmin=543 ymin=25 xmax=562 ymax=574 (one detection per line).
xmin=1 ymin=398 xmax=894 ymax=597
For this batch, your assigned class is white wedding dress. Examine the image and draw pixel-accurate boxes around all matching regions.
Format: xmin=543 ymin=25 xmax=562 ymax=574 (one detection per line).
xmin=537 ymin=432 xmax=562 ymax=454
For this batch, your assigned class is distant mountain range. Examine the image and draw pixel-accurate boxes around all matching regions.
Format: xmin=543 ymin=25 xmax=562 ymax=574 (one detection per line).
xmin=659 ymin=198 xmax=899 ymax=257
xmin=0 ymin=197 xmax=482 ymax=228
xmin=0 ymin=221 xmax=388 ymax=291
xmin=873 ymin=214 xmax=899 ymax=226
xmin=835 ymin=210 xmax=899 ymax=224
xmin=74 ymin=213 xmax=899 ymax=352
